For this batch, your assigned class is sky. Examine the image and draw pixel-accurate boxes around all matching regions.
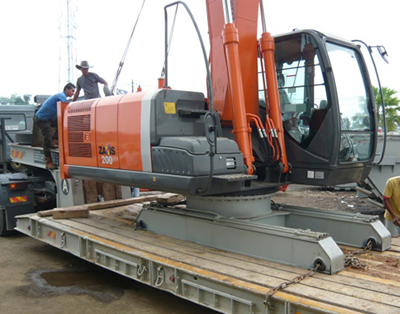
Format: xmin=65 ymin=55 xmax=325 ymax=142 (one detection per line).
xmin=0 ymin=0 xmax=398 ymax=100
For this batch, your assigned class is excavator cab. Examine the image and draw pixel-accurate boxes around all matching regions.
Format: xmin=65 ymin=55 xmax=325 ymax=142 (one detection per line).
xmin=268 ymin=30 xmax=377 ymax=186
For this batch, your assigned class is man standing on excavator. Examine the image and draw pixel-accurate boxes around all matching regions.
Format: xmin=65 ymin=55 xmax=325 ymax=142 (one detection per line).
xmin=35 ymin=83 xmax=75 ymax=170
xmin=73 ymin=60 xmax=109 ymax=101
xmin=383 ymin=176 xmax=400 ymax=237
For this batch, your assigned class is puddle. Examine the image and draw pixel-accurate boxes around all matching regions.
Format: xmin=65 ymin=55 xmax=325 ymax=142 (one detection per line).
xmin=23 ymin=266 xmax=135 ymax=302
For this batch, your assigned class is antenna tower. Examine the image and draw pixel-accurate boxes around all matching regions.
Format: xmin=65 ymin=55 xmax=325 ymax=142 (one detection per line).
xmin=58 ymin=0 xmax=78 ymax=89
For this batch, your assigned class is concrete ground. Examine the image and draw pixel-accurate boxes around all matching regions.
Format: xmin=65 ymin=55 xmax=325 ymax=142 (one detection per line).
xmin=0 ymin=233 xmax=216 ymax=314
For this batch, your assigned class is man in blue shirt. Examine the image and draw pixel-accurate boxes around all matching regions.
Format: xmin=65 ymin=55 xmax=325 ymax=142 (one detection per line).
xmin=72 ymin=60 xmax=108 ymax=101
xmin=35 ymin=83 xmax=75 ymax=170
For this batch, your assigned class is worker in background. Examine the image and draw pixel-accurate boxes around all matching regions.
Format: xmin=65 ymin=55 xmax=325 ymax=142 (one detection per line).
xmin=73 ymin=61 xmax=115 ymax=203
xmin=35 ymin=83 xmax=76 ymax=170
xmin=73 ymin=60 xmax=109 ymax=101
xmin=383 ymin=176 xmax=400 ymax=237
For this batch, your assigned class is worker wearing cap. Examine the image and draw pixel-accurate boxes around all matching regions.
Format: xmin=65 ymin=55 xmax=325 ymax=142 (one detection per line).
xmin=73 ymin=61 xmax=108 ymax=101
xmin=383 ymin=176 xmax=400 ymax=237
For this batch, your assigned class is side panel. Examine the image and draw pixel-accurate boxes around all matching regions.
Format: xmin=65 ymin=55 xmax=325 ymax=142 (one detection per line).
xmin=140 ymin=92 xmax=154 ymax=172
xmin=95 ymin=96 xmax=121 ymax=169
xmin=118 ymin=91 xmax=154 ymax=171
xmin=62 ymin=89 xmax=206 ymax=177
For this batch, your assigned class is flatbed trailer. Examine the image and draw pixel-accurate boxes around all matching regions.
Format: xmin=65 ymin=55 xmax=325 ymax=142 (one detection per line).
xmin=15 ymin=201 xmax=400 ymax=314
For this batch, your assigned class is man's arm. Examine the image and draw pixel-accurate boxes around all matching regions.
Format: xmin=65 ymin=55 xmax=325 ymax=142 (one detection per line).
xmin=384 ymin=197 xmax=400 ymax=226
xmin=72 ymin=87 xmax=81 ymax=101
xmin=93 ymin=73 xmax=108 ymax=86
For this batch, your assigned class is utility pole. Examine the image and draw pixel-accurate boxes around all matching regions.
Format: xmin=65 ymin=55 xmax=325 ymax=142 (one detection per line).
xmin=58 ymin=0 xmax=78 ymax=89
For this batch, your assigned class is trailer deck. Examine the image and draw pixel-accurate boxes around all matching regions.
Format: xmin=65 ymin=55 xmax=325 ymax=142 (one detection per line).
xmin=15 ymin=200 xmax=400 ymax=313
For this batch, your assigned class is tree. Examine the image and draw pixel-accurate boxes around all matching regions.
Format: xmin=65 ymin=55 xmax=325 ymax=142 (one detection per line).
xmin=0 ymin=94 xmax=33 ymax=105
xmin=373 ymin=86 xmax=400 ymax=132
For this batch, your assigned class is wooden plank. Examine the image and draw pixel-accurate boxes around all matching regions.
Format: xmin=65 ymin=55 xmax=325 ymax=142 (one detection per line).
xmin=101 ymin=182 xmax=117 ymax=201
xmin=45 ymin=212 xmax=400 ymax=311
xmin=37 ymin=209 xmax=58 ymax=217
xmin=390 ymin=245 xmax=400 ymax=253
xmin=391 ymin=237 xmax=400 ymax=246
xmin=37 ymin=196 xmax=156 ymax=219
xmin=83 ymin=180 xmax=98 ymax=203
xmin=85 ymin=195 xmax=157 ymax=211
xmin=155 ymin=193 xmax=185 ymax=205
xmin=341 ymin=271 xmax=400 ymax=288
xmin=52 ymin=207 xmax=89 ymax=219
xmin=115 ymin=185 xmax=123 ymax=199
xmin=38 ymin=205 xmax=88 ymax=217
xmin=44 ymin=196 xmax=157 ymax=216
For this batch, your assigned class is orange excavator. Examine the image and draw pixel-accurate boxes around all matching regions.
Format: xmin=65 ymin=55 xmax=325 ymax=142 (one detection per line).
xmin=56 ymin=1 xmax=389 ymax=273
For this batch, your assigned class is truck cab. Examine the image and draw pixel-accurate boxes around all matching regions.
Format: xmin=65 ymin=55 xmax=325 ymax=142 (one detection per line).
xmin=0 ymin=105 xmax=36 ymax=170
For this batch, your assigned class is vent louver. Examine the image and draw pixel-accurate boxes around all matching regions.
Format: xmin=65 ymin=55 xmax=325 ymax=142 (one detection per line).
xmin=67 ymin=114 xmax=92 ymax=158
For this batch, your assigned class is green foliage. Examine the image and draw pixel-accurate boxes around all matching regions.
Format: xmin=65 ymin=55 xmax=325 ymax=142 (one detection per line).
xmin=373 ymin=86 xmax=400 ymax=132
xmin=0 ymin=94 xmax=33 ymax=105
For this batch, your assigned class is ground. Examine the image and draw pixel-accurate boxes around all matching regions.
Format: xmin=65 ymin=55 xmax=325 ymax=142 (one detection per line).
xmin=271 ymin=184 xmax=384 ymax=217
xmin=0 ymin=233 xmax=216 ymax=314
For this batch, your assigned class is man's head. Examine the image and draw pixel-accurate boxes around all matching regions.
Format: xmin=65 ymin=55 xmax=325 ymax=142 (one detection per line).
xmin=76 ymin=61 xmax=91 ymax=77
xmin=80 ymin=68 xmax=89 ymax=76
xmin=64 ymin=83 xmax=76 ymax=97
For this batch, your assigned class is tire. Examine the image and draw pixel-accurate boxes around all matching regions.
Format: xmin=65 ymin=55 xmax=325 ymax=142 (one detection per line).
xmin=0 ymin=207 xmax=11 ymax=236
xmin=10 ymin=162 xmax=23 ymax=172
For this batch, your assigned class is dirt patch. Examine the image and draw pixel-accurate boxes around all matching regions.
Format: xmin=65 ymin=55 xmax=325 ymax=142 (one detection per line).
xmin=343 ymin=249 xmax=400 ymax=280
xmin=270 ymin=185 xmax=400 ymax=281
xmin=271 ymin=184 xmax=384 ymax=217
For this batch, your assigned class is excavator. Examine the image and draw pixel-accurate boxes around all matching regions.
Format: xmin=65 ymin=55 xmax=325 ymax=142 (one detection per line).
xmin=56 ymin=0 xmax=390 ymax=274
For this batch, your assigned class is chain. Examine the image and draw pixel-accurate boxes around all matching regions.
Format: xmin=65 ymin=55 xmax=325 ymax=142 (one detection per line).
xmin=264 ymin=241 xmax=373 ymax=310
xmin=264 ymin=263 xmax=321 ymax=310
xmin=344 ymin=240 xmax=373 ymax=270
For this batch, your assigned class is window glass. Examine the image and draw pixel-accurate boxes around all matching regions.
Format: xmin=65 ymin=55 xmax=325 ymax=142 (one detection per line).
xmin=274 ymin=34 xmax=328 ymax=144
xmin=0 ymin=114 xmax=26 ymax=131
xmin=326 ymin=42 xmax=373 ymax=162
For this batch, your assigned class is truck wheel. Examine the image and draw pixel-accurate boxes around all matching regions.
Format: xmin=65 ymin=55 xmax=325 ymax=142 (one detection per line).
xmin=10 ymin=162 xmax=23 ymax=172
xmin=0 ymin=207 xmax=10 ymax=236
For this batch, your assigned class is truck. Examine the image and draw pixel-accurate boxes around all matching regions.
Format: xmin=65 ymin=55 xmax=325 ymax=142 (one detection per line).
xmin=0 ymin=104 xmax=36 ymax=172
xmin=4 ymin=0 xmax=400 ymax=312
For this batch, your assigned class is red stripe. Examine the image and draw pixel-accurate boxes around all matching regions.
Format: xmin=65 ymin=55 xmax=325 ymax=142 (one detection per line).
xmin=9 ymin=196 xmax=27 ymax=203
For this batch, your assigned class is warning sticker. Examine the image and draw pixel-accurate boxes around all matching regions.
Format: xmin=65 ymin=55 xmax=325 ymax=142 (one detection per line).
xmin=11 ymin=150 xmax=23 ymax=159
xmin=9 ymin=196 xmax=27 ymax=203
xmin=164 ymin=102 xmax=176 ymax=114
xmin=47 ymin=231 xmax=56 ymax=240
